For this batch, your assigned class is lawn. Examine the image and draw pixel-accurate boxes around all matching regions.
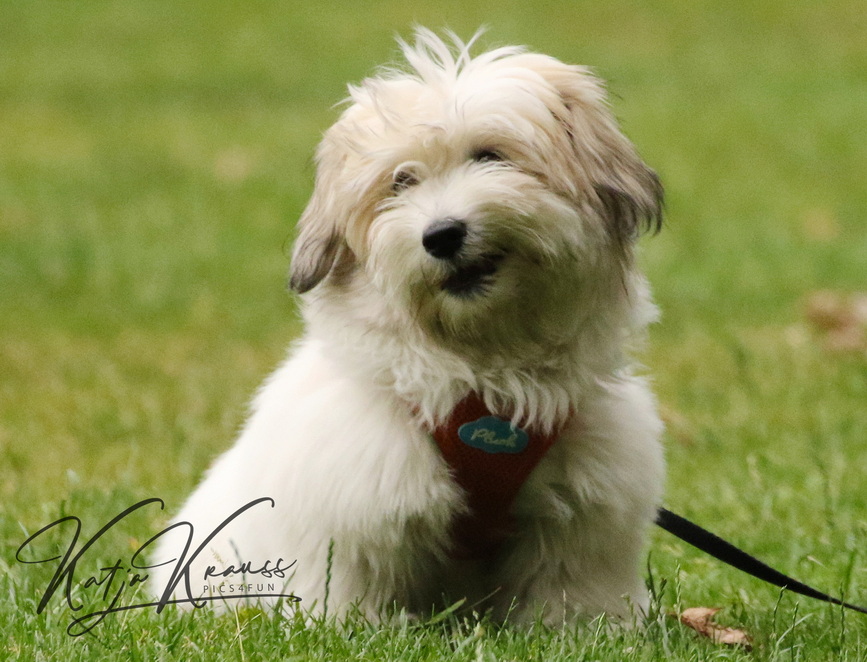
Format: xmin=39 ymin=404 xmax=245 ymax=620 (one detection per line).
xmin=1 ymin=0 xmax=866 ymax=659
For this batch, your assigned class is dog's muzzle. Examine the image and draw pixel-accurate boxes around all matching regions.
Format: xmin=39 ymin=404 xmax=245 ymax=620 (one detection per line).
xmin=423 ymin=219 xmax=503 ymax=297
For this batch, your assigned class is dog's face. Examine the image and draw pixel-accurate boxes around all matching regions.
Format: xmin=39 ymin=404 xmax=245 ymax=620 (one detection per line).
xmin=290 ymin=31 xmax=662 ymax=355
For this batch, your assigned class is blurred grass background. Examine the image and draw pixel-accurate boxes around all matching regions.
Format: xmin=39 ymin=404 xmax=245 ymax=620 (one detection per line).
xmin=1 ymin=0 xmax=866 ymax=657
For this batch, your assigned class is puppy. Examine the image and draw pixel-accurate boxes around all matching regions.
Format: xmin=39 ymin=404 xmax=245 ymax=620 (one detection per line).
xmin=150 ymin=29 xmax=665 ymax=626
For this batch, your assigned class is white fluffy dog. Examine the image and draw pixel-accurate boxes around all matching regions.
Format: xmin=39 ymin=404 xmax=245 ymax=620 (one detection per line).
xmin=150 ymin=29 xmax=665 ymax=626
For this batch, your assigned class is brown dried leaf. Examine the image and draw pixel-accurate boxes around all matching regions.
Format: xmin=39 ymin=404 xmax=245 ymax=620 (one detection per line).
xmin=825 ymin=325 xmax=867 ymax=353
xmin=853 ymin=294 xmax=867 ymax=325
xmin=803 ymin=290 xmax=867 ymax=354
xmin=678 ymin=607 xmax=753 ymax=650
xmin=804 ymin=290 xmax=852 ymax=330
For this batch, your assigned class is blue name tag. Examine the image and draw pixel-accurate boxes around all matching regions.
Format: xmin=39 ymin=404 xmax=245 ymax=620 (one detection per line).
xmin=457 ymin=416 xmax=529 ymax=454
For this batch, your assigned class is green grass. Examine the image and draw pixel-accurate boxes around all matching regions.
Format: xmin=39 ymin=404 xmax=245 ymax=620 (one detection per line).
xmin=2 ymin=0 xmax=866 ymax=659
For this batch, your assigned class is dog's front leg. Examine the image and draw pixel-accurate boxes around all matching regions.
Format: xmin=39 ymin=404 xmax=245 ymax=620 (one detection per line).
xmin=492 ymin=503 xmax=657 ymax=625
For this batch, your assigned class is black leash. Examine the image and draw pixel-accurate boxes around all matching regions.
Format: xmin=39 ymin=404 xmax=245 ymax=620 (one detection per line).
xmin=655 ymin=507 xmax=867 ymax=615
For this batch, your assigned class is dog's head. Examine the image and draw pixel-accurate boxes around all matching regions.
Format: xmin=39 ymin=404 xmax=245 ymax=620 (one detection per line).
xmin=290 ymin=30 xmax=662 ymax=354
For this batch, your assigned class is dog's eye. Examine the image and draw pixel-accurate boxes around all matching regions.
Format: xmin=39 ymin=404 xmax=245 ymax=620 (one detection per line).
xmin=471 ymin=149 xmax=505 ymax=163
xmin=392 ymin=170 xmax=419 ymax=193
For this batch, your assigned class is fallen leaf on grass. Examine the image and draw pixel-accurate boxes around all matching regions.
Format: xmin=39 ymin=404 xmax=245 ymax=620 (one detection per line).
xmin=677 ymin=607 xmax=753 ymax=650
xmin=803 ymin=290 xmax=867 ymax=354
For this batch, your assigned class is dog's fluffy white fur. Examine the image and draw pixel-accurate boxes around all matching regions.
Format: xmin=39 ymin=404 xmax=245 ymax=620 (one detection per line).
xmin=151 ymin=30 xmax=665 ymax=625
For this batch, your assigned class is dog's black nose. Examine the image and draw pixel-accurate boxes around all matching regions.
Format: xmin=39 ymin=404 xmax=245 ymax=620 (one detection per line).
xmin=422 ymin=219 xmax=467 ymax=259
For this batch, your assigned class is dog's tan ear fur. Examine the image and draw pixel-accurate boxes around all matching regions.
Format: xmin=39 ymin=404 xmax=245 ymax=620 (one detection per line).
xmin=289 ymin=218 xmax=345 ymax=293
xmin=540 ymin=62 xmax=663 ymax=247
xmin=289 ymin=143 xmax=352 ymax=294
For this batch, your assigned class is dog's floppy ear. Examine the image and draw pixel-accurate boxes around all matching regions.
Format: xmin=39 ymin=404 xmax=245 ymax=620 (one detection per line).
xmin=288 ymin=214 xmax=346 ymax=293
xmin=593 ymin=173 xmax=663 ymax=247
xmin=289 ymin=177 xmax=351 ymax=293
xmin=288 ymin=143 xmax=352 ymax=294
xmin=545 ymin=64 xmax=664 ymax=247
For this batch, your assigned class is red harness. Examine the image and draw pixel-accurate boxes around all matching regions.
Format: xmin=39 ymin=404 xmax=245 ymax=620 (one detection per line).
xmin=428 ymin=393 xmax=567 ymax=559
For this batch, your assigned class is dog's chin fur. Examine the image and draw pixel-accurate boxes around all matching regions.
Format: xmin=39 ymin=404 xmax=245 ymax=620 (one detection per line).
xmin=151 ymin=29 xmax=666 ymax=626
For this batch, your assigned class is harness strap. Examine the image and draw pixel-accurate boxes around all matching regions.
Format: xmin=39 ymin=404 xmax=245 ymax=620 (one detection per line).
xmin=429 ymin=393 xmax=565 ymax=558
xmin=656 ymin=507 xmax=867 ymax=614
